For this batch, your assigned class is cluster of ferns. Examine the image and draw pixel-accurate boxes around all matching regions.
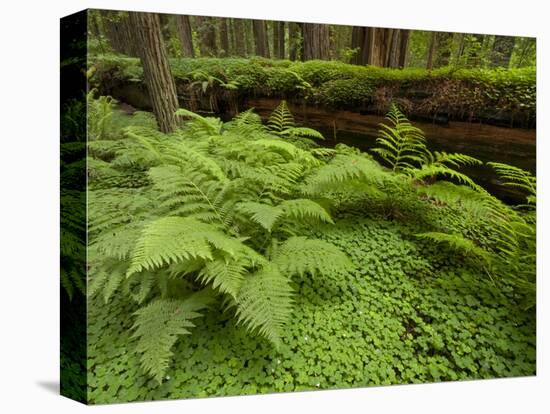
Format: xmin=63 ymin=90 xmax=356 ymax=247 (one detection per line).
xmin=76 ymin=98 xmax=535 ymax=382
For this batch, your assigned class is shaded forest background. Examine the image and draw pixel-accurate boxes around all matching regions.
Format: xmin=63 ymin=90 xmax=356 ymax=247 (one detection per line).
xmin=90 ymin=10 xmax=535 ymax=70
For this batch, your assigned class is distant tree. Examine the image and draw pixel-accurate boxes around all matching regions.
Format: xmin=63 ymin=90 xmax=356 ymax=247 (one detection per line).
xmin=175 ymin=15 xmax=194 ymax=57
xmin=101 ymin=11 xmax=138 ymax=56
xmin=434 ymin=32 xmax=453 ymax=67
xmin=219 ymin=18 xmax=230 ymax=56
xmin=232 ymin=18 xmax=247 ymax=56
xmin=289 ymin=22 xmax=302 ymax=60
xmin=491 ymin=35 xmax=515 ymax=67
xmin=277 ymin=22 xmax=286 ymax=59
xmin=252 ymin=20 xmax=270 ymax=57
xmin=302 ymin=23 xmax=330 ymax=60
xmin=196 ymin=16 xmax=218 ymax=56
xmin=128 ymin=12 xmax=179 ymax=133
xmin=351 ymin=27 xmax=407 ymax=67
xmin=426 ymin=32 xmax=437 ymax=69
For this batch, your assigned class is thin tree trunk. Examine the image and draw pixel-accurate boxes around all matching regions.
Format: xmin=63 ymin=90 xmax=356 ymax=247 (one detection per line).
xmin=289 ymin=22 xmax=301 ymax=60
xmin=273 ymin=21 xmax=280 ymax=58
xmin=175 ymin=15 xmax=194 ymax=57
xmin=219 ymin=18 xmax=230 ymax=57
xmin=128 ymin=12 xmax=179 ymax=133
xmin=278 ymin=22 xmax=285 ymax=59
xmin=302 ymin=23 xmax=330 ymax=60
xmin=426 ymin=32 xmax=438 ymax=70
xmin=233 ymin=19 xmax=246 ymax=56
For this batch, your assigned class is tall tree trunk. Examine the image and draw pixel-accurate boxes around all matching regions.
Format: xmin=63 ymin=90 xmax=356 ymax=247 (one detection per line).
xmin=101 ymin=11 xmax=138 ymax=56
xmin=289 ymin=22 xmax=301 ymax=60
xmin=252 ymin=20 xmax=269 ymax=57
xmin=219 ymin=18 xmax=230 ymax=56
xmin=273 ymin=21 xmax=280 ymax=58
xmin=175 ymin=15 xmax=194 ymax=57
xmin=398 ymin=29 xmax=410 ymax=68
xmin=278 ymin=22 xmax=285 ymax=59
xmin=196 ymin=16 xmax=217 ymax=57
xmin=426 ymin=32 xmax=438 ymax=70
xmin=128 ymin=12 xmax=179 ymax=133
xmin=302 ymin=23 xmax=330 ymax=60
xmin=351 ymin=26 xmax=366 ymax=65
xmin=491 ymin=35 xmax=515 ymax=67
xmin=352 ymin=27 xmax=395 ymax=67
xmin=233 ymin=19 xmax=246 ymax=56
xmin=387 ymin=29 xmax=401 ymax=68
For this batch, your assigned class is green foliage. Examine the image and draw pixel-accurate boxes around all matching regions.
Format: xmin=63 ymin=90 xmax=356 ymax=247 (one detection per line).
xmin=86 ymin=102 xmax=535 ymax=401
xmin=372 ymin=103 xmax=428 ymax=171
xmin=87 ymin=90 xmax=115 ymax=140
xmin=267 ymin=100 xmax=324 ymax=140
xmin=132 ymin=290 xmax=215 ymax=382
xmin=90 ymin=55 xmax=536 ymax=127
xmin=88 ymin=106 xmax=354 ymax=381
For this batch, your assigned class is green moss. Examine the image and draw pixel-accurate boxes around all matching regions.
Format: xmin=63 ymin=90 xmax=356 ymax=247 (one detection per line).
xmin=90 ymin=54 xmax=535 ymax=126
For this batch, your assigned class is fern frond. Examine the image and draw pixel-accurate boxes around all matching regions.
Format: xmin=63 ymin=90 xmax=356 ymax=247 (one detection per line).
xmin=176 ymin=108 xmax=223 ymax=137
xmin=273 ymin=237 xmax=353 ymax=278
xmin=132 ymin=289 xmax=215 ymax=382
xmin=235 ymin=265 xmax=294 ymax=347
xmin=127 ymin=217 xmax=218 ymax=276
xmin=267 ymin=100 xmax=295 ymax=134
xmin=416 ymin=232 xmax=492 ymax=265
xmin=488 ymin=162 xmax=536 ymax=203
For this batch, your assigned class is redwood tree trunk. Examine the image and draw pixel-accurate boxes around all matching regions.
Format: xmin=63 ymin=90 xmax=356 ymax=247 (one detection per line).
xmin=219 ymin=18 xmax=230 ymax=56
xmin=398 ymin=29 xmax=410 ymax=68
xmin=302 ymin=23 xmax=330 ymax=60
xmin=233 ymin=19 xmax=246 ymax=56
xmin=252 ymin=20 xmax=269 ymax=57
xmin=278 ymin=22 xmax=285 ymax=59
xmin=273 ymin=21 xmax=280 ymax=58
xmin=175 ymin=15 xmax=194 ymax=57
xmin=128 ymin=12 xmax=179 ymax=133
xmin=426 ymin=32 xmax=438 ymax=70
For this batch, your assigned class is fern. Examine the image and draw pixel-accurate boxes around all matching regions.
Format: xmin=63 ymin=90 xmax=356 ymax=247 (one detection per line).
xmin=372 ymin=103 xmax=428 ymax=171
xmin=267 ymin=100 xmax=324 ymax=140
xmin=234 ymin=265 xmax=294 ymax=347
xmin=132 ymin=289 xmax=215 ymax=382
xmin=416 ymin=232 xmax=492 ymax=265
xmin=488 ymin=162 xmax=536 ymax=204
xmin=273 ymin=237 xmax=354 ymax=278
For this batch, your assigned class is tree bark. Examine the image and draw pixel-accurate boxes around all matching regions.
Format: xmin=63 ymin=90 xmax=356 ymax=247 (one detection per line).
xmin=273 ymin=21 xmax=280 ymax=58
xmin=491 ymin=35 xmax=515 ymax=67
xmin=175 ymin=15 xmax=194 ymax=57
xmin=398 ymin=29 xmax=410 ymax=68
xmin=289 ymin=22 xmax=301 ymax=60
xmin=252 ymin=20 xmax=269 ymax=57
xmin=387 ymin=29 xmax=401 ymax=68
xmin=426 ymin=32 xmax=438 ymax=70
xmin=219 ymin=18 xmax=230 ymax=56
xmin=232 ymin=19 xmax=246 ymax=56
xmin=302 ymin=23 xmax=330 ymax=60
xmin=278 ymin=22 xmax=285 ymax=59
xmin=128 ymin=12 xmax=179 ymax=133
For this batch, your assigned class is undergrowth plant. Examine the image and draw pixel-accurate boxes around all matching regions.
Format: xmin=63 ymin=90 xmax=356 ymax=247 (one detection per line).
xmin=88 ymin=102 xmax=354 ymax=382
xmin=86 ymin=95 xmax=536 ymax=386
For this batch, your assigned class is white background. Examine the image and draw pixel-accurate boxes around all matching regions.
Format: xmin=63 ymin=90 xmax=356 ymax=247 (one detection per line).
xmin=0 ymin=0 xmax=547 ymax=412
